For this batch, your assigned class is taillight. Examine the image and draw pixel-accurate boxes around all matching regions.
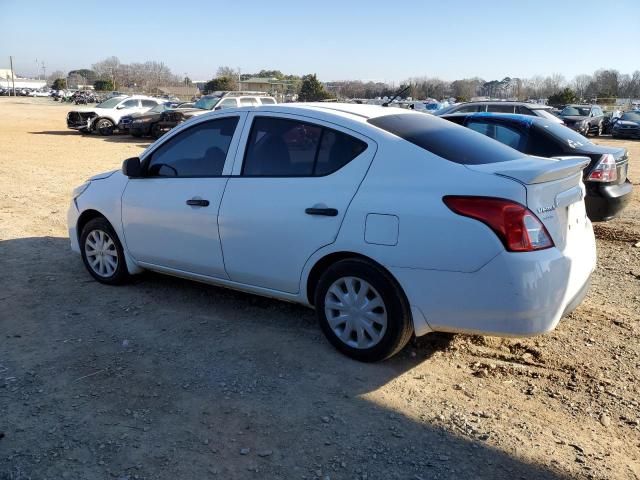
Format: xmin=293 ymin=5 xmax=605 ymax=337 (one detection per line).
xmin=443 ymin=196 xmax=554 ymax=252
xmin=587 ymin=154 xmax=617 ymax=182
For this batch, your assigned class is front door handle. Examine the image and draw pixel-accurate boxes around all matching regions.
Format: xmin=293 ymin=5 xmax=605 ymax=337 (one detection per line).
xmin=186 ymin=198 xmax=210 ymax=207
xmin=305 ymin=207 xmax=338 ymax=216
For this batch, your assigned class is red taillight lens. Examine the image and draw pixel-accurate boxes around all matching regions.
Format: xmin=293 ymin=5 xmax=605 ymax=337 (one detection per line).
xmin=443 ymin=196 xmax=554 ymax=252
xmin=587 ymin=153 xmax=617 ymax=182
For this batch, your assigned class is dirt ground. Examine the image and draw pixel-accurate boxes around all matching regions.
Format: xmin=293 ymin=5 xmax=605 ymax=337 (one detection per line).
xmin=1 ymin=97 xmax=639 ymax=480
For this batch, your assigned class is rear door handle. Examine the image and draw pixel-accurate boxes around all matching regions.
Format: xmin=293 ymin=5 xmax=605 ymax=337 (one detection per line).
xmin=186 ymin=199 xmax=210 ymax=207
xmin=305 ymin=207 xmax=338 ymax=216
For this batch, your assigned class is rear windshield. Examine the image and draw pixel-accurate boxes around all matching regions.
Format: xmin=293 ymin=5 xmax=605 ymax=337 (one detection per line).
xmin=367 ymin=113 xmax=522 ymax=165
xmin=540 ymin=122 xmax=592 ymax=148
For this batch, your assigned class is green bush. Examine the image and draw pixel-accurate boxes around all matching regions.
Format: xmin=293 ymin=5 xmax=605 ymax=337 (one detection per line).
xmin=94 ymin=79 xmax=115 ymax=91
xmin=51 ymin=78 xmax=67 ymax=90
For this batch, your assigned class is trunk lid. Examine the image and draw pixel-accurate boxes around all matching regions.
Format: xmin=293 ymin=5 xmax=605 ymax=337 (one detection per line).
xmin=466 ymin=156 xmax=591 ymax=250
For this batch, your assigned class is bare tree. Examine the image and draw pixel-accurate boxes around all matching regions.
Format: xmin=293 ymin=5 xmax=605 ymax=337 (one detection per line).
xmin=216 ymin=66 xmax=238 ymax=90
xmin=572 ymin=74 xmax=591 ymax=100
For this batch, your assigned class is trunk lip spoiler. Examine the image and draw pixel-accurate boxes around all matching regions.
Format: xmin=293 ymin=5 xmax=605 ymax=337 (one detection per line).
xmin=465 ymin=156 xmax=590 ymax=185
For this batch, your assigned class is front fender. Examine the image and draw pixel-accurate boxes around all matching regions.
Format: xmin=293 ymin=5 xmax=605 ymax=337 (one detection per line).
xmin=74 ymin=174 xmax=142 ymax=274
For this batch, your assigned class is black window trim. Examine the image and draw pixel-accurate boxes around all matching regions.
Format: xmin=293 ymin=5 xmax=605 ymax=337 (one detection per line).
xmin=139 ymin=115 xmax=241 ymax=179
xmin=239 ymin=115 xmax=369 ymax=178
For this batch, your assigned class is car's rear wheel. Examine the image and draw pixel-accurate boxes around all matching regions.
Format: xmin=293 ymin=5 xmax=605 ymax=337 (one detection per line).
xmin=95 ymin=118 xmax=114 ymax=136
xmin=130 ymin=129 xmax=142 ymax=138
xmin=80 ymin=217 xmax=129 ymax=285
xmin=314 ymin=259 xmax=413 ymax=362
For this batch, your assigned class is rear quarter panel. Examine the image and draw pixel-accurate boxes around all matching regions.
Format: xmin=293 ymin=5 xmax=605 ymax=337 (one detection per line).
xmin=326 ymin=133 xmax=529 ymax=273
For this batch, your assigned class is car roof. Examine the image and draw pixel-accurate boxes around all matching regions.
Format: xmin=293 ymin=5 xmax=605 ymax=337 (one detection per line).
xmin=184 ymin=103 xmax=432 ymax=134
xmin=442 ymin=111 xmax=548 ymax=127
xmin=455 ymin=101 xmax=552 ymax=109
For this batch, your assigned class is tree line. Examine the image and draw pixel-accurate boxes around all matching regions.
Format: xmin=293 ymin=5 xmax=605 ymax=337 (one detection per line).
xmin=47 ymin=58 xmax=640 ymax=103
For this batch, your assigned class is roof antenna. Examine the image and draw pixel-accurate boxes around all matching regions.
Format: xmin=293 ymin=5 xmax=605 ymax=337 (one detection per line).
xmin=383 ymin=84 xmax=411 ymax=107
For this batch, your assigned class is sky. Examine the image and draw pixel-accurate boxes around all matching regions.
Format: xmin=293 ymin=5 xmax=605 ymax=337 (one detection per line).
xmin=1 ymin=0 xmax=639 ymax=83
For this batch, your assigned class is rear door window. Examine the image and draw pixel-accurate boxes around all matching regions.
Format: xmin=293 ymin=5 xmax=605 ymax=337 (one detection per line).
xmin=141 ymin=99 xmax=158 ymax=108
xmin=487 ymin=104 xmax=515 ymax=113
xmin=453 ymin=104 xmax=483 ymax=113
xmin=368 ymin=113 xmax=521 ymax=165
xmin=242 ymin=117 xmax=367 ymax=176
xmin=218 ymin=98 xmax=237 ymax=109
xmin=240 ymin=97 xmax=259 ymax=107
xmin=466 ymin=120 xmax=525 ymax=150
xmin=516 ymin=106 xmax=535 ymax=115
xmin=260 ymin=97 xmax=276 ymax=104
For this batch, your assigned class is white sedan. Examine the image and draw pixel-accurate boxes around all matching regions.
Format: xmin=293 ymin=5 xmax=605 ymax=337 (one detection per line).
xmin=68 ymin=104 xmax=596 ymax=361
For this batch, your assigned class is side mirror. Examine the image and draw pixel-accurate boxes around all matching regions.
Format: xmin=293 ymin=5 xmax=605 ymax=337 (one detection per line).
xmin=214 ymin=106 xmax=222 ymax=111
xmin=122 ymin=157 xmax=142 ymax=177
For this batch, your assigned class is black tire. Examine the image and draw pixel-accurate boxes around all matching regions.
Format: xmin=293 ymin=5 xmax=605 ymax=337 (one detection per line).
xmin=150 ymin=123 xmax=163 ymax=139
xmin=80 ymin=217 xmax=129 ymax=285
xmin=130 ymin=129 xmax=142 ymax=138
xmin=95 ymin=118 xmax=114 ymax=136
xmin=314 ymin=258 xmax=413 ymax=362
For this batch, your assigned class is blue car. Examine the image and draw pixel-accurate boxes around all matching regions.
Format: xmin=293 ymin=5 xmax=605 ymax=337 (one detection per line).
xmin=612 ymin=111 xmax=640 ymax=139
xmin=441 ymin=112 xmax=633 ymax=222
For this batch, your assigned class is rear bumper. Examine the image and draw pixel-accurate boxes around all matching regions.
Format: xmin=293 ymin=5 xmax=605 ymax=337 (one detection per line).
xmin=392 ymin=226 xmax=596 ymax=337
xmin=585 ymin=179 xmax=633 ymax=222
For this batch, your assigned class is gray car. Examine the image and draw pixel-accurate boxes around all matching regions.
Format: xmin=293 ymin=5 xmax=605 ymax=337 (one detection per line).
xmin=436 ymin=101 xmax=563 ymax=123
xmin=558 ymin=105 xmax=605 ymax=137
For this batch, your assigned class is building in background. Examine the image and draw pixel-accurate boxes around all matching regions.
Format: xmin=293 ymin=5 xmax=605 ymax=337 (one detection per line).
xmin=0 ymin=68 xmax=46 ymax=89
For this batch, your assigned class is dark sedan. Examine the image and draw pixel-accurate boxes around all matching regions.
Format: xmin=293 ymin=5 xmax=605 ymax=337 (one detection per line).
xmin=127 ymin=102 xmax=193 ymax=138
xmin=611 ymin=111 xmax=640 ymax=139
xmin=558 ymin=104 xmax=604 ymax=136
xmin=441 ymin=112 xmax=633 ymax=222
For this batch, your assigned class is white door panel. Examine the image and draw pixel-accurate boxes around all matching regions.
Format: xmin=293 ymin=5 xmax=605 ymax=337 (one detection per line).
xmin=219 ymin=112 xmax=376 ymax=293
xmin=122 ymin=178 xmax=228 ymax=277
xmin=121 ymin=113 xmax=246 ymax=278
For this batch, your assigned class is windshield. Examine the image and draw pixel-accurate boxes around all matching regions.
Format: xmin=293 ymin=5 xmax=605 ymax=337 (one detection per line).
xmin=620 ymin=112 xmax=640 ymax=122
xmin=194 ymin=96 xmax=221 ymax=110
xmin=560 ymin=106 xmax=591 ymax=116
xmin=542 ymin=122 xmax=592 ymax=148
xmin=96 ymin=97 xmax=125 ymax=109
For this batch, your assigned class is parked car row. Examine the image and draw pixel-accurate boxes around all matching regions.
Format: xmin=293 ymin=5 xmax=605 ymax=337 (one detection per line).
xmin=1 ymin=87 xmax=52 ymax=96
xmin=68 ymin=103 xmax=599 ymax=361
xmin=67 ymin=91 xmax=277 ymax=139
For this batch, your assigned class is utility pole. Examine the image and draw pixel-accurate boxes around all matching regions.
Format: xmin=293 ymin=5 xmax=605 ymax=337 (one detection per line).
xmin=9 ymin=56 xmax=16 ymax=96
xmin=237 ymin=67 xmax=241 ymax=91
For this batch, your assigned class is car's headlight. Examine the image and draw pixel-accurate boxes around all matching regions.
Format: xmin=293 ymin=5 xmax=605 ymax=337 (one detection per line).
xmin=72 ymin=181 xmax=90 ymax=199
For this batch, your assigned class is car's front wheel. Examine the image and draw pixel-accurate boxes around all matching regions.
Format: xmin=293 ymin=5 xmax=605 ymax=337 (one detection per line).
xmin=80 ymin=217 xmax=129 ymax=285
xmin=150 ymin=123 xmax=163 ymax=139
xmin=315 ymin=259 xmax=413 ymax=362
xmin=596 ymin=123 xmax=603 ymax=136
xmin=95 ymin=118 xmax=115 ymax=136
